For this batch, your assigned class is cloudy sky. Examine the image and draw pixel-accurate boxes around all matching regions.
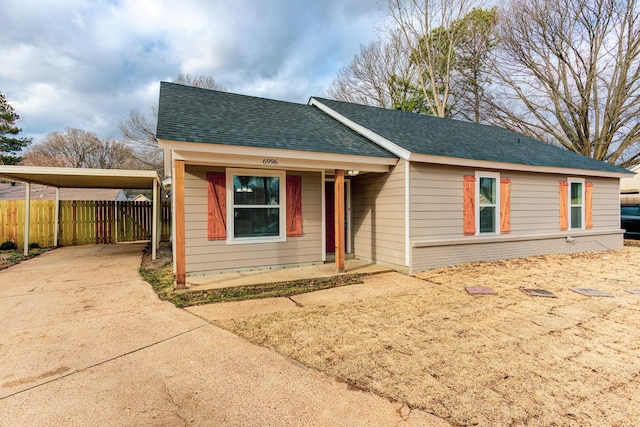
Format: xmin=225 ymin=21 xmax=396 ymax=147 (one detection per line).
xmin=1 ymin=0 xmax=386 ymax=144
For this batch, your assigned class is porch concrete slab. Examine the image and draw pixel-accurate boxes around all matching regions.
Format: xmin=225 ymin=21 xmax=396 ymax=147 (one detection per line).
xmin=291 ymin=272 xmax=429 ymax=307
xmin=189 ymin=272 xmax=430 ymax=321
xmin=184 ymin=258 xmax=392 ymax=291
xmin=186 ymin=296 xmax=299 ymax=321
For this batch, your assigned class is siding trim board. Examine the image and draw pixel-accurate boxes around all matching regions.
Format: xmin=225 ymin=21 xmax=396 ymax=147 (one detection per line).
xmin=412 ymin=229 xmax=623 ymax=248
xmin=411 ymin=232 xmax=622 ymax=273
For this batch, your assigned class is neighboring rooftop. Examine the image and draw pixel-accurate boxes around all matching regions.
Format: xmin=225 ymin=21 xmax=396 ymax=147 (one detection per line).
xmin=0 ymin=183 xmax=126 ymax=201
xmin=156 ymin=82 xmax=396 ymax=159
xmin=311 ymin=97 xmax=630 ymax=174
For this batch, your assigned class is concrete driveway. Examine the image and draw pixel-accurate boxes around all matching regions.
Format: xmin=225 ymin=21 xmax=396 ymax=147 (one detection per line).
xmin=0 ymin=244 xmax=446 ymax=426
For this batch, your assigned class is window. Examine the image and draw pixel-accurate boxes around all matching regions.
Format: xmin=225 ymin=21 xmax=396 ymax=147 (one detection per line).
xmin=463 ymin=173 xmax=510 ymax=236
xmin=476 ymin=172 xmax=500 ymax=234
xmin=569 ymin=178 xmax=584 ymax=229
xmin=226 ymin=169 xmax=286 ymax=243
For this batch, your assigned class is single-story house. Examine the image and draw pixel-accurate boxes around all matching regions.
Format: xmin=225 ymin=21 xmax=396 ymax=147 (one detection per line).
xmin=0 ymin=182 xmax=128 ymax=201
xmin=620 ymin=164 xmax=640 ymax=204
xmin=156 ymin=82 xmax=631 ymax=287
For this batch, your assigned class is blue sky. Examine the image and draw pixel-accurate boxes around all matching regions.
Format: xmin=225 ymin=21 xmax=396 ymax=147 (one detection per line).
xmin=0 ymin=0 xmax=385 ymax=144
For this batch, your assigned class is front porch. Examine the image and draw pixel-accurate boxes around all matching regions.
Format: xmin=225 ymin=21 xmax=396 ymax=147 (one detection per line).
xmin=181 ymin=258 xmax=392 ymax=292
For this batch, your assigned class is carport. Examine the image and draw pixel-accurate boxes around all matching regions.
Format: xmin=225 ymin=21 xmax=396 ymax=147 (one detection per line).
xmin=0 ymin=166 xmax=161 ymax=259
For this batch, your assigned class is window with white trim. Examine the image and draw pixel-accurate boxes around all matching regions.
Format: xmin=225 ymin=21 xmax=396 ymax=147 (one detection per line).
xmin=568 ymin=178 xmax=585 ymax=229
xmin=226 ymin=169 xmax=286 ymax=243
xmin=476 ymin=171 xmax=500 ymax=234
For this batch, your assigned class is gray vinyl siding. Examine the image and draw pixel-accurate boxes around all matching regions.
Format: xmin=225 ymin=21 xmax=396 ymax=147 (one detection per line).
xmin=409 ymin=163 xmax=624 ymax=273
xmin=183 ymin=165 xmax=322 ymax=274
xmin=409 ymin=164 xmax=464 ymax=240
xmin=351 ymin=161 xmax=406 ymax=267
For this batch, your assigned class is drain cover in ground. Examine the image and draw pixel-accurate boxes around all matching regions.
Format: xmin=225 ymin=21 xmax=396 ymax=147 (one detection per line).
xmin=521 ymin=288 xmax=557 ymax=298
xmin=571 ymin=288 xmax=614 ymax=297
xmin=625 ymin=290 xmax=640 ymax=296
xmin=465 ymin=286 xmax=496 ymax=295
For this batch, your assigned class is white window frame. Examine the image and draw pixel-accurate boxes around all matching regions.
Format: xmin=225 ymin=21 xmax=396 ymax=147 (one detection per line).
xmin=568 ymin=177 xmax=585 ymax=230
xmin=475 ymin=171 xmax=500 ymax=235
xmin=226 ymin=168 xmax=286 ymax=244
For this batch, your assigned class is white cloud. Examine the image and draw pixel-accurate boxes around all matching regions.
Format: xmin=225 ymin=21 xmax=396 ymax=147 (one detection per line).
xmin=0 ymin=0 xmax=384 ymax=144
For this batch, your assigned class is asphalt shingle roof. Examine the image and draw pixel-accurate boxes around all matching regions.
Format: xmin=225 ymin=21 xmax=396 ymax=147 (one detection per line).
xmin=156 ymin=82 xmax=396 ymax=159
xmin=313 ymin=97 xmax=629 ymax=174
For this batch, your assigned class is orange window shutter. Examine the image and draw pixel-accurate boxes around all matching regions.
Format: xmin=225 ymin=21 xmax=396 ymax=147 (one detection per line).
xmin=559 ymin=181 xmax=568 ymax=230
xmin=585 ymin=182 xmax=593 ymax=229
xmin=500 ymin=178 xmax=511 ymax=233
xmin=207 ymin=172 xmax=226 ymax=240
xmin=463 ymin=176 xmax=476 ymax=235
xmin=286 ymin=175 xmax=302 ymax=237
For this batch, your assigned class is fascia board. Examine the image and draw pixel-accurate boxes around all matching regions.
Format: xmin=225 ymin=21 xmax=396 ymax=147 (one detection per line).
xmin=169 ymin=149 xmax=391 ymax=173
xmin=157 ymin=139 xmax=397 ymax=167
xmin=409 ymin=152 xmax=632 ymax=179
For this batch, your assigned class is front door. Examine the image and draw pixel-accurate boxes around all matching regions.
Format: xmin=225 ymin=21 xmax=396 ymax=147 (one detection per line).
xmin=325 ymin=181 xmax=350 ymax=254
xmin=325 ymin=182 xmax=335 ymax=253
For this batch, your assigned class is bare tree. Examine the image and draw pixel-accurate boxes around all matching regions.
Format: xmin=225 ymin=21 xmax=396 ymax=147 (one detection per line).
xmin=119 ymin=74 xmax=226 ymax=173
xmin=489 ymin=0 xmax=640 ymax=167
xmin=386 ymin=0 xmax=482 ymax=117
xmin=328 ymin=33 xmax=425 ymax=111
xmin=174 ymin=73 xmax=226 ymax=91
xmin=21 ymin=128 xmax=142 ymax=169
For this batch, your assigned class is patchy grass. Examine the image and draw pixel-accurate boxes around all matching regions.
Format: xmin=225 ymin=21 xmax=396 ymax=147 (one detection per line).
xmin=138 ymin=242 xmax=364 ymax=308
xmin=171 ymin=275 xmax=364 ymax=308
xmin=219 ymin=245 xmax=640 ymax=426
xmin=140 ymin=265 xmax=364 ymax=308
xmin=0 ymin=247 xmax=51 ymax=271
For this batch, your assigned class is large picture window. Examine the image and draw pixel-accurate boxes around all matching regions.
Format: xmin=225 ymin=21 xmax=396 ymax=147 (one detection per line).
xmin=226 ymin=169 xmax=286 ymax=243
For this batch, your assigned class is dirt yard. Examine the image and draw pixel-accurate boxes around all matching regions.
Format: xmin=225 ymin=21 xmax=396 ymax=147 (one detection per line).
xmin=220 ymin=243 xmax=640 ymax=426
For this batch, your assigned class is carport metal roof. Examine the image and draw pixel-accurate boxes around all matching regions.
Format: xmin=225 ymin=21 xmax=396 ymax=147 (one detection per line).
xmin=0 ymin=165 xmax=159 ymax=189
xmin=0 ymin=166 xmax=161 ymax=259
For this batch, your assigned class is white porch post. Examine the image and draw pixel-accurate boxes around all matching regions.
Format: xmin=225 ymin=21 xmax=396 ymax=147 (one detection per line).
xmin=151 ymin=178 xmax=158 ymax=260
xmin=23 ymin=182 xmax=30 ymax=255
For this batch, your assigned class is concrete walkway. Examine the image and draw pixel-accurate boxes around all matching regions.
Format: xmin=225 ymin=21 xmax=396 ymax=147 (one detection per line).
xmin=0 ymin=244 xmax=448 ymax=426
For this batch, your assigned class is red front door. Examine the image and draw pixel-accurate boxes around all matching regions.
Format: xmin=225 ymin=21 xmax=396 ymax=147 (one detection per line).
xmin=325 ymin=182 xmax=335 ymax=253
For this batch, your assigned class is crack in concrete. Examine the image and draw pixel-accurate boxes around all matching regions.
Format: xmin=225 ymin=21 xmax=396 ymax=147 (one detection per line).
xmin=160 ymin=377 xmax=188 ymax=426
xmin=288 ymin=296 xmax=304 ymax=307
xmin=0 ymin=324 xmax=207 ymax=401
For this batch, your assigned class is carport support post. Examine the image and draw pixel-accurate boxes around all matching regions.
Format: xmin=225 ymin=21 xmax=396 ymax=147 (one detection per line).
xmin=335 ymin=169 xmax=345 ymax=273
xmin=151 ymin=178 xmax=158 ymax=260
xmin=54 ymin=187 xmax=60 ymax=247
xmin=23 ymin=182 xmax=30 ymax=255
xmin=174 ymin=160 xmax=186 ymax=288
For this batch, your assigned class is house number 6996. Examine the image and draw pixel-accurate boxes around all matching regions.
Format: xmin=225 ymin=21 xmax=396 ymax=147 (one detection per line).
xmin=263 ymin=158 xmax=278 ymax=165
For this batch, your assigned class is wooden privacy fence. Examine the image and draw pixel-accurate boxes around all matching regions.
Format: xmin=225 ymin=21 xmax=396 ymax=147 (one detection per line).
xmin=0 ymin=200 xmax=171 ymax=248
